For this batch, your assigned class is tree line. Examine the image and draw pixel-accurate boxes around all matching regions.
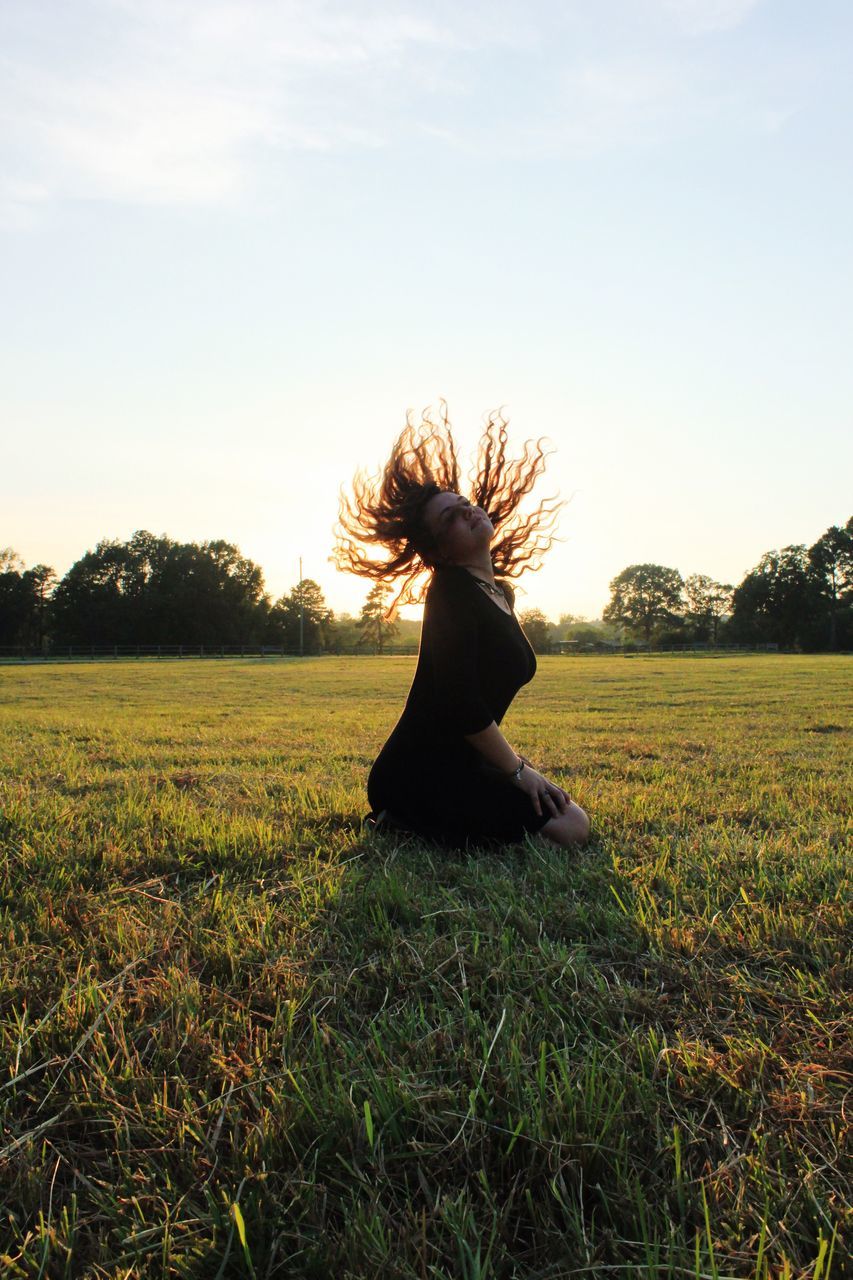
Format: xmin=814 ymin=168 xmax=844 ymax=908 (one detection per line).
xmin=1 ymin=516 xmax=850 ymax=654
xmin=598 ymin=516 xmax=852 ymax=652
xmin=0 ymin=534 xmax=404 ymax=655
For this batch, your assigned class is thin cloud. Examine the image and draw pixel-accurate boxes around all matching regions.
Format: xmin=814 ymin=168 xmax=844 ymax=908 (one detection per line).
xmin=0 ymin=0 xmax=493 ymax=215
xmin=40 ymin=76 xmax=268 ymax=204
xmin=658 ymin=0 xmax=765 ymax=35
xmin=0 ymin=0 xmax=806 ymax=218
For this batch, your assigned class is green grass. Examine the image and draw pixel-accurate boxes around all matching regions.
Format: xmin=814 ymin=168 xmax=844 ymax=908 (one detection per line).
xmin=0 ymin=655 xmax=849 ymax=1278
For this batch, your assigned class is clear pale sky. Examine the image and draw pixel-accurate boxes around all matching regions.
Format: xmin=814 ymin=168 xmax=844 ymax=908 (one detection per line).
xmin=2 ymin=0 xmax=851 ymax=621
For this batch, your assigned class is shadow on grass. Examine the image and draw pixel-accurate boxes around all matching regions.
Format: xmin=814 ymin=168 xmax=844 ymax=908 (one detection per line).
xmin=3 ymin=815 xmax=845 ymax=1279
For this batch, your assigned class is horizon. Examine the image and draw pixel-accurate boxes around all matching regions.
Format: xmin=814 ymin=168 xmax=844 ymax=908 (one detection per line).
xmin=4 ymin=502 xmax=849 ymax=625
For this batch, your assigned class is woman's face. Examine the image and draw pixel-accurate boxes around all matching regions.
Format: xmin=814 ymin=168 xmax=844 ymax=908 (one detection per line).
xmin=422 ymin=491 xmax=494 ymax=565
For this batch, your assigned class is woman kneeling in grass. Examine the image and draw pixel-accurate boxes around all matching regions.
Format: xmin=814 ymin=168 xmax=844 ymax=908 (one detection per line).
xmin=334 ymin=404 xmax=590 ymax=851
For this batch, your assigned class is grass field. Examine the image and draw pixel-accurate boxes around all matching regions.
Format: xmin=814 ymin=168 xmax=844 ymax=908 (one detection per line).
xmin=0 ymin=655 xmax=850 ymax=1279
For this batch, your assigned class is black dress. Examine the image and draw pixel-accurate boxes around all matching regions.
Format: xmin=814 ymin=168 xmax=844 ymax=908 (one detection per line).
xmin=367 ymin=564 xmax=551 ymax=847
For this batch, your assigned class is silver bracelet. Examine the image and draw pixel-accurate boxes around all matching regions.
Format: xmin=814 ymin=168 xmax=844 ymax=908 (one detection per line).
xmin=508 ymin=757 xmax=525 ymax=782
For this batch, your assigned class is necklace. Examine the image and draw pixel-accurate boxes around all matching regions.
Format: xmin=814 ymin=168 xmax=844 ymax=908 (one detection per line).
xmin=470 ymin=576 xmax=510 ymax=608
xmin=454 ymin=563 xmax=510 ymax=606
xmin=470 ymin=576 xmax=504 ymax=597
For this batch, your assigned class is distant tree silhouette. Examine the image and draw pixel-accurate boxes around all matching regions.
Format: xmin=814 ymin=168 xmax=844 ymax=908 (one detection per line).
xmin=325 ymin=611 xmax=360 ymax=654
xmin=603 ymin=564 xmax=684 ymax=645
xmin=358 ymin=583 xmax=399 ymax=654
xmin=0 ymin=556 xmax=27 ymax=645
xmin=0 ymin=549 xmax=23 ymax=573
xmin=571 ymin=626 xmax=609 ymax=649
xmin=22 ymin=565 xmax=56 ymax=649
xmin=553 ymin=615 xmax=616 ymax=647
xmin=682 ymin=574 xmax=734 ymax=644
xmin=729 ymin=545 xmax=823 ymax=650
xmin=49 ymin=532 xmax=268 ymax=646
xmin=0 ymin=551 xmax=57 ymax=648
xmin=267 ymin=579 xmax=333 ymax=652
xmin=553 ymin=612 xmax=583 ymax=639
xmin=519 ymin=608 xmax=551 ymax=654
xmin=6 ymin=512 xmax=851 ymax=654
xmin=808 ymin=520 xmax=853 ymax=651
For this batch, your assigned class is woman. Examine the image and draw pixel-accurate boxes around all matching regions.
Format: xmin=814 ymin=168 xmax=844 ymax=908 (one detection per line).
xmin=333 ymin=404 xmax=590 ymax=850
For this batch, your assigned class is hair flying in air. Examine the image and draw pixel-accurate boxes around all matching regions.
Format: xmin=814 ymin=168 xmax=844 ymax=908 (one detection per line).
xmin=331 ymin=402 xmax=565 ymax=620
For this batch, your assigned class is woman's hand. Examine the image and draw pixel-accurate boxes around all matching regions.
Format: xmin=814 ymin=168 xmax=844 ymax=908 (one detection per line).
xmin=509 ymin=761 xmax=571 ymax=819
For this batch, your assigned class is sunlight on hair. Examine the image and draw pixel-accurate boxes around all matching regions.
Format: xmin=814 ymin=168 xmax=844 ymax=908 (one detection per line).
xmin=331 ymin=401 xmax=565 ymax=621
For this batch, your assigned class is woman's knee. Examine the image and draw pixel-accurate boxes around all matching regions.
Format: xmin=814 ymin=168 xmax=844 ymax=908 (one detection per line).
xmin=539 ymin=801 xmax=591 ymax=848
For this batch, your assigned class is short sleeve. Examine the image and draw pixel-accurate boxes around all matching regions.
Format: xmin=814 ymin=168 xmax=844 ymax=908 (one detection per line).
xmin=424 ymin=570 xmax=494 ymax=735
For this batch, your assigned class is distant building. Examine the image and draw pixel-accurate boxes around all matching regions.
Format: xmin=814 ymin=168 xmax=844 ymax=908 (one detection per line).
xmin=557 ymin=639 xmax=618 ymax=655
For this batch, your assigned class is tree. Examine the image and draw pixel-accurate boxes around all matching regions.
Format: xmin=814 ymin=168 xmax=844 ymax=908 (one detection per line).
xmin=808 ymin=520 xmax=853 ymax=650
xmin=49 ymin=532 xmax=269 ymax=646
xmin=0 ymin=548 xmax=24 ymax=573
xmin=1 ymin=555 xmax=32 ymax=644
xmin=268 ymin=579 xmax=333 ymax=653
xmin=0 ymin=554 xmax=57 ymax=649
xmin=682 ymin=574 xmax=734 ymax=644
xmin=48 ymin=539 xmax=134 ymax=645
xmin=519 ymin=608 xmax=552 ymax=654
xmin=358 ymin=583 xmax=399 ymax=654
xmin=0 ymin=553 xmax=28 ymax=644
xmin=21 ymin=565 xmax=56 ymax=649
xmin=555 ymin=616 xmax=616 ymax=647
xmin=571 ymin=627 xmax=609 ymax=649
xmin=602 ymin=564 xmax=684 ymax=646
xmin=729 ymin=545 xmax=823 ymax=650
xmin=325 ymin=611 xmax=361 ymax=654
xmin=552 ymin=613 xmax=583 ymax=641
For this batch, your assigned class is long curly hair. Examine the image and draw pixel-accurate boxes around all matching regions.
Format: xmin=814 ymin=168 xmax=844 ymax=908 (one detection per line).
xmin=332 ymin=402 xmax=564 ymax=620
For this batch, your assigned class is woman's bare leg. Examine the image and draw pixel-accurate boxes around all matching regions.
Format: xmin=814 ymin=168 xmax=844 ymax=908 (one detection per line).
xmin=539 ymin=801 xmax=591 ymax=848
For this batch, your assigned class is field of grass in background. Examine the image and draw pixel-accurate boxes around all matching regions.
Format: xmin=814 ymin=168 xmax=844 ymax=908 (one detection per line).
xmin=0 ymin=655 xmax=849 ymax=1278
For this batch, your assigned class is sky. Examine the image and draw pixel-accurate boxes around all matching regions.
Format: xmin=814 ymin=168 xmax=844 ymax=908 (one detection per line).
xmin=2 ymin=0 xmax=851 ymax=622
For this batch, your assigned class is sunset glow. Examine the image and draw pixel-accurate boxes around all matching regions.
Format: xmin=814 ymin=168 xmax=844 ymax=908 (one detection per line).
xmin=2 ymin=1 xmax=851 ymax=622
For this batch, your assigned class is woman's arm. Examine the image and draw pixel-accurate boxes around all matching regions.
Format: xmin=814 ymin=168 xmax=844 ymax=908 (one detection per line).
xmin=464 ymin=722 xmax=571 ymax=818
xmin=463 ymin=721 xmax=522 ymax=772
